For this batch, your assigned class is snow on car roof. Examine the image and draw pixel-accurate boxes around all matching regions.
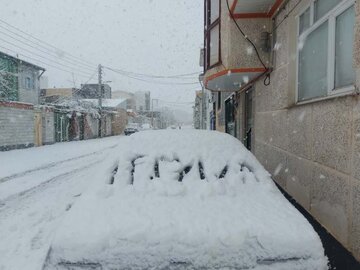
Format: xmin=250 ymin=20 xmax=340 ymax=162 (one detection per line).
xmin=46 ymin=130 xmax=327 ymax=269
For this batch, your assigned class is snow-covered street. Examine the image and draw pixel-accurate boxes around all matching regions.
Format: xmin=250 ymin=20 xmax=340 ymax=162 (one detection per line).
xmin=0 ymin=136 xmax=123 ymax=270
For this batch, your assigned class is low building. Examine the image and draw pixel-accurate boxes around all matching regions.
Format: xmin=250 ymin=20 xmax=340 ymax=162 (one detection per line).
xmin=0 ymin=51 xmax=53 ymax=150
xmin=79 ymin=83 xmax=111 ymax=99
xmin=134 ymin=91 xmax=151 ymax=111
xmin=1 ymin=51 xmax=45 ymax=104
xmin=40 ymin=88 xmax=79 ymax=104
xmin=112 ymin=90 xmax=136 ymax=111
xmin=204 ymin=0 xmax=360 ymax=261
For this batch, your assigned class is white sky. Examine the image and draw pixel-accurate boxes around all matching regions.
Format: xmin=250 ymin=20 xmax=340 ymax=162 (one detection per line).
xmin=0 ymin=0 xmax=203 ymax=112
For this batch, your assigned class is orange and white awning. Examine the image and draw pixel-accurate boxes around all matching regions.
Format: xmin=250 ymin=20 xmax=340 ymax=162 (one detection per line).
xmin=205 ymin=68 xmax=267 ymax=92
xmin=230 ymin=0 xmax=283 ymax=18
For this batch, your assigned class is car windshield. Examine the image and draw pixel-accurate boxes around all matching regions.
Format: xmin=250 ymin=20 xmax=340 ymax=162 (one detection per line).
xmin=1 ymin=0 xmax=360 ymax=270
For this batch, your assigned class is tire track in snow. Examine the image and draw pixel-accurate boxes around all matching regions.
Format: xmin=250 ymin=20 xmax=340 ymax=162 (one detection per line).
xmin=0 ymin=149 xmax=116 ymax=270
xmin=0 ymin=144 xmax=117 ymax=184
xmin=0 ymin=160 xmax=98 ymax=208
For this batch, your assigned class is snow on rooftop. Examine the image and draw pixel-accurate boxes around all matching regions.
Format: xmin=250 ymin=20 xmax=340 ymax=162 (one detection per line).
xmin=102 ymin=98 xmax=126 ymax=108
xmin=46 ymin=130 xmax=327 ymax=270
xmin=81 ymin=98 xmax=126 ymax=108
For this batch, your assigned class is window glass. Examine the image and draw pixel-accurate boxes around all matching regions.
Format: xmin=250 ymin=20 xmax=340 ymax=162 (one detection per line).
xmin=314 ymin=0 xmax=340 ymax=21
xmin=299 ymin=8 xmax=310 ymax=35
xmin=335 ymin=6 xmax=355 ymax=88
xmin=217 ymin=91 xmax=221 ymax=109
xmin=210 ymin=0 xmax=219 ymax=24
xmin=209 ymin=24 xmax=219 ymax=66
xmin=298 ymin=22 xmax=328 ymax=101
xmin=205 ymin=0 xmax=209 ymax=27
xmin=25 ymin=77 xmax=31 ymax=89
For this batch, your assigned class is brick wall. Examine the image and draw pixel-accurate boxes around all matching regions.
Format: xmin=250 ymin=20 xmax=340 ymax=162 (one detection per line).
xmin=0 ymin=101 xmax=34 ymax=150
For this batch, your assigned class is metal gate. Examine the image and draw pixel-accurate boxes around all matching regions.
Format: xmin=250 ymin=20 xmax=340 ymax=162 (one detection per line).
xmin=55 ymin=112 xmax=69 ymax=142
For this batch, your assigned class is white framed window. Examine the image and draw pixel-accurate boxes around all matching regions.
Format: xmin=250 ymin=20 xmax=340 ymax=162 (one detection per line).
xmin=205 ymin=0 xmax=221 ymax=69
xmin=25 ymin=76 xmax=33 ymax=90
xmin=296 ymin=0 xmax=355 ymax=102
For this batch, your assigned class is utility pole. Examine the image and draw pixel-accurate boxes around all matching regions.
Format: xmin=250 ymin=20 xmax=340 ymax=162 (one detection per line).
xmin=151 ymin=99 xmax=154 ymax=129
xmin=151 ymin=99 xmax=158 ymax=129
xmin=98 ymin=64 xmax=103 ymax=137
xmin=198 ymin=74 xmax=205 ymax=130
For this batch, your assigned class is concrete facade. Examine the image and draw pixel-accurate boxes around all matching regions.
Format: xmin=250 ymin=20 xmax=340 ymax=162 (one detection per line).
xmin=134 ymin=91 xmax=151 ymax=111
xmin=41 ymin=107 xmax=55 ymax=145
xmin=0 ymin=51 xmax=45 ymax=105
xmin=204 ymin=0 xmax=360 ymax=261
xmin=0 ymin=102 xmax=35 ymax=150
xmin=193 ymin=91 xmax=202 ymax=129
xmin=204 ymin=1 xmax=271 ymax=80
xmin=18 ymin=65 xmax=42 ymax=105
xmin=84 ymin=114 xmax=99 ymax=140
xmin=111 ymin=109 xmax=127 ymax=135
xmin=252 ymin=0 xmax=360 ymax=260
xmin=79 ymin=84 xmax=111 ymax=99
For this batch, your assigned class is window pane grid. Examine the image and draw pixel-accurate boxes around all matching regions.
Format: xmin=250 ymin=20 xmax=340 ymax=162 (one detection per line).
xmin=297 ymin=0 xmax=355 ymax=102
xmin=205 ymin=0 xmax=220 ymax=69
xmin=334 ymin=6 xmax=355 ymax=88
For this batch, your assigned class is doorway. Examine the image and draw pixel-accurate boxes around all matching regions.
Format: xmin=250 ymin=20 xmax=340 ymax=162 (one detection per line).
xmin=225 ymin=95 xmax=236 ymax=138
xmin=244 ymin=88 xmax=253 ymax=151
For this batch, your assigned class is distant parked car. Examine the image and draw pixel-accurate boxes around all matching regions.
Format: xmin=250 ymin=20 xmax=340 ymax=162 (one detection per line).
xmin=124 ymin=127 xmax=138 ymax=136
xmin=43 ymin=130 xmax=328 ymax=270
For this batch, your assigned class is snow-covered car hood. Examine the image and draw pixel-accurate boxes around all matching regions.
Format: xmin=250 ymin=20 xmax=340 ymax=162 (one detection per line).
xmin=44 ymin=130 xmax=328 ymax=270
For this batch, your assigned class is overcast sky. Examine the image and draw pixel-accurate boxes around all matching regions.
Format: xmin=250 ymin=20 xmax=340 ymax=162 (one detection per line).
xmin=0 ymin=0 xmax=203 ymax=112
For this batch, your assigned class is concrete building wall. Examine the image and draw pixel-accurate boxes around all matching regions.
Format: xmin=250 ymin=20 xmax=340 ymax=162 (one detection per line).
xmin=0 ymin=101 xmax=35 ymax=150
xmin=204 ymin=1 xmax=271 ymax=80
xmin=84 ymin=114 xmax=99 ymax=139
xmin=42 ymin=88 xmax=74 ymax=97
xmin=41 ymin=108 xmax=55 ymax=145
xmin=252 ymin=0 xmax=360 ymax=260
xmin=102 ymin=114 xmax=112 ymax=137
xmin=18 ymin=66 xmax=41 ymax=105
xmin=112 ymin=109 xmax=127 ymax=135
xmin=134 ymin=91 xmax=150 ymax=111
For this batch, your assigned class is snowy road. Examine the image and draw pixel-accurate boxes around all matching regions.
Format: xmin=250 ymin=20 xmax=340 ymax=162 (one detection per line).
xmin=0 ymin=137 xmax=123 ymax=270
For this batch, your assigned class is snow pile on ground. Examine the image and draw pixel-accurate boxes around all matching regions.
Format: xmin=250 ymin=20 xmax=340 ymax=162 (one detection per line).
xmin=0 ymin=136 xmax=120 ymax=179
xmin=0 ymin=137 xmax=124 ymax=270
xmin=46 ymin=130 xmax=328 ymax=269
xmin=0 ymin=136 xmax=121 ymax=201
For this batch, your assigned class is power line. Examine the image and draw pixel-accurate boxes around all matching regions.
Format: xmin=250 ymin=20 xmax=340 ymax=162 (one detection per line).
xmin=225 ymin=0 xmax=271 ymax=86
xmin=0 ymin=28 xmax=95 ymax=73
xmin=225 ymin=0 xmax=267 ymax=69
xmin=0 ymin=37 xmax=94 ymax=77
xmin=0 ymin=19 xmax=96 ymax=69
xmin=271 ymin=0 xmax=302 ymax=35
xmin=0 ymin=24 xmax=95 ymax=70
xmin=157 ymin=99 xmax=194 ymax=105
xmin=104 ymin=66 xmax=202 ymax=79
xmin=47 ymin=68 xmax=98 ymax=105
xmin=105 ymin=67 xmax=200 ymax=85
xmin=0 ymin=45 xmax=93 ymax=79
